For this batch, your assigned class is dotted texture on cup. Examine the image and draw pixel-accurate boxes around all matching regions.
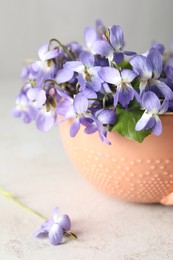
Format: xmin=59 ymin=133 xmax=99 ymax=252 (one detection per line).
xmin=59 ymin=116 xmax=173 ymax=204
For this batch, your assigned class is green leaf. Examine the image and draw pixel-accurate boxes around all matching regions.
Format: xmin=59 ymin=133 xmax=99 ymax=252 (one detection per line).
xmin=131 ymin=77 xmax=140 ymax=90
xmin=111 ymin=104 xmax=151 ymax=142
xmin=119 ymin=60 xmax=132 ymax=70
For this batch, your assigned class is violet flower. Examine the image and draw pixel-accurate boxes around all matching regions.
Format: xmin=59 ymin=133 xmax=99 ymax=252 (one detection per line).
xmin=27 ymin=88 xmax=47 ymax=108
xmin=12 ymin=89 xmax=33 ymax=124
xmin=34 ymin=207 xmax=77 ymax=246
xmin=57 ymin=92 xmax=95 ymax=137
xmin=84 ymin=109 xmax=116 ymax=145
xmin=26 ymin=87 xmax=57 ymax=132
xmin=64 ymin=51 xmax=103 ymax=92
xmin=149 ymin=42 xmax=165 ymax=55
xmin=163 ymin=49 xmax=173 ymax=86
xmin=38 ymin=44 xmax=59 ymax=61
xmin=69 ymin=93 xmax=90 ymax=137
xmin=84 ymin=20 xmax=106 ymax=51
xmin=91 ymin=25 xmax=135 ymax=64
xmin=30 ymin=44 xmax=59 ymax=88
xmin=135 ymin=91 xmax=169 ymax=135
xmin=99 ymin=67 xmax=139 ymax=107
xmin=130 ymin=49 xmax=173 ymax=99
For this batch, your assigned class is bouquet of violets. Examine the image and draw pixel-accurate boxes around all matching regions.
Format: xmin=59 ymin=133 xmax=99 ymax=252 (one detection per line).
xmin=13 ymin=21 xmax=173 ymax=144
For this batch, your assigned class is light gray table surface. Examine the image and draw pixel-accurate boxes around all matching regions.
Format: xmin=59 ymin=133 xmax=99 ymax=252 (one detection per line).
xmin=1 ymin=79 xmax=173 ymax=260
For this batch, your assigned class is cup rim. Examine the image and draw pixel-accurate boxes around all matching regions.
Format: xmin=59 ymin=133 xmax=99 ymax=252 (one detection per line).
xmin=161 ymin=112 xmax=173 ymax=116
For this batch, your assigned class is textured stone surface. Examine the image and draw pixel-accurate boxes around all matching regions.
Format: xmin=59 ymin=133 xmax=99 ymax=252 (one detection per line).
xmin=1 ymin=79 xmax=173 ymax=260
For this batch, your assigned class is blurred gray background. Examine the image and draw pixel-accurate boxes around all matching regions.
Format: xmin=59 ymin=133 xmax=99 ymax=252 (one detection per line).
xmin=0 ymin=0 xmax=173 ymax=79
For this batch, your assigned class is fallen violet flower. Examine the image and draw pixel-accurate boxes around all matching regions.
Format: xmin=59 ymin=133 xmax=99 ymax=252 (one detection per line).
xmin=34 ymin=207 xmax=77 ymax=246
xmin=0 ymin=188 xmax=77 ymax=245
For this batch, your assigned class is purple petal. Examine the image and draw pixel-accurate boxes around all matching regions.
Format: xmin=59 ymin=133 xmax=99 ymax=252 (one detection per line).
xmin=86 ymin=76 xmax=102 ymax=92
xmin=113 ymin=90 xmax=120 ymax=106
xmin=151 ymin=42 xmax=165 ymax=55
xmin=41 ymin=219 xmax=54 ymax=229
xmin=36 ymin=110 xmax=55 ymax=132
xmin=21 ymin=112 xmax=32 ymax=124
xmin=110 ymin=25 xmax=124 ymax=50
xmin=118 ymin=85 xmax=135 ymax=107
xmin=21 ymin=66 xmax=29 ymax=80
xmin=79 ymin=51 xmax=94 ymax=67
xmin=159 ymin=100 xmax=169 ymax=114
xmin=113 ymin=52 xmax=124 ymax=64
xmin=95 ymin=56 xmax=109 ymax=67
xmin=97 ymin=124 xmax=111 ymax=145
xmin=84 ymin=124 xmax=97 ymax=134
xmin=67 ymin=42 xmax=83 ymax=54
xmin=57 ymin=214 xmax=71 ymax=230
xmin=34 ymin=219 xmax=53 ymax=238
xmin=92 ymin=40 xmax=112 ymax=56
xmin=96 ymin=20 xmax=106 ymax=36
xmin=135 ymin=113 xmax=152 ymax=131
xmin=139 ymin=81 xmax=148 ymax=94
xmin=101 ymin=83 xmax=113 ymax=94
xmin=79 ymin=117 xmax=93 ymax=126
xmin=70 ymin=118 xmax=80 ymax=137
xmin=57 ymin=100 xmax=75 ymax=119
xmin=123 ymin=50 xmax=136 ymax=56
xmin=145 ymin=116 xmax=156 ymax=130
xmin=73 ymin=94 xmax=88 ymax=114
xmin=64 ymin=61 xmax=84 ymax=73
xmin=130 ymin=55 xmax=153 ymax=80
xmin=147 ymin=50 xmax=162 ymax=79
xmin=78 ymin=74 xmax=86 ymax=91
xmin=49 ymin=224 xmax=63 ymax=245
xmin=87 ymin=67 xmax=103 ymax=91
xmin=84 ymin=27 xmax=98 ymax=49
xmin=165 ymin=66 xmax=173 ymax=80
xmin=152 ymin=116 xmax=162 ymax=135
xmin=19 ymin=92 xmax=29 ymax=106
xmin=82 ymin=88 xmax=97 ymax=99
xmin=52 ymin=207 xmax=59 ymax=222
xmin=38 ymin=44 xmax=59 ymax=61
xmin=134 ymin=90 xmax=141 ymax=104
xmin=31 ymin=61 xmax=40 ymax=73
xmin=56 ymin=89 xmax=72 ymax=101
xmin=56 ymin=68 xmax=74 ymax=84
xmin=96 ymin=19 xmax=104 ymax=28
xmin=121 ymin=69 xmax=137 ymax=83
xmin=12 ymin=108 xmax=21 ymax=118
xmin=28 ymin=106 xmax=38 ymax=120
xmin=99 ymin=67 xmax=121 ymax=85
xmin=99 ymin=134 xmax=111 ymax=145
xmin=97 ymin=109 xmax=116 ymax=125
xmin=33 ymin=61 xmax=54 ymax=77
xmin=27 ymin=88 xmax=38 ymax=101
xmin=29 ymin=89 xmax=46 ymax=107
xmin=142 ymin=91 xmax=160 ymax=113
xmin=158 ymin=81 xmax=173 ymax=100
xmin=34 ymin=228 xmax=48 ymax=239
xmin=88 ymin=66 xmax=102 ymax=76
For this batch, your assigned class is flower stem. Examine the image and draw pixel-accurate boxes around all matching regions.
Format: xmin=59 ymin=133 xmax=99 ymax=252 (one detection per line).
xmin=0 ymin=187 xmax=46 ymax=220
xmin=48 ymin=38 xmax=73 ymax=60
xmin=42 ymin=79 xmax=60 ymax=89
xmin=64 ymin=230 xmax=77 ymax=239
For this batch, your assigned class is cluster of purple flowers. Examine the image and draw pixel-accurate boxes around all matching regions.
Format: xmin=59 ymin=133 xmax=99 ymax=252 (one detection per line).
xmin=13 ymin=21 xmax=173 ymax=144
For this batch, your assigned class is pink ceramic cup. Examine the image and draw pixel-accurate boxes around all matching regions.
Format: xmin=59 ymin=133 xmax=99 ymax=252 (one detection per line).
xmin=59 ymin=115 xmax=173 ymax=204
